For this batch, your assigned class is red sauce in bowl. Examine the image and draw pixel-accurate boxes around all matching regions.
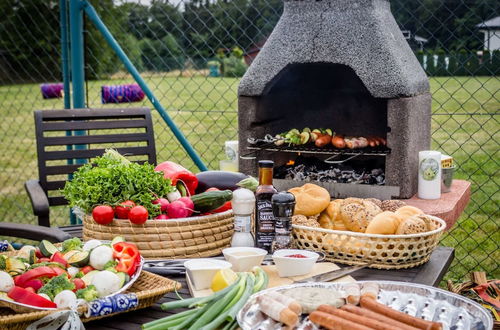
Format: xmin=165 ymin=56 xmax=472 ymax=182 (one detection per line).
xmin=284 ymin=254 xmax=308 ymax=258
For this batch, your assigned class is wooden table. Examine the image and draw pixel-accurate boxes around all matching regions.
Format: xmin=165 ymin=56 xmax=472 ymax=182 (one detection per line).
xmin=59 ymin=226 xmax=454 ymax=329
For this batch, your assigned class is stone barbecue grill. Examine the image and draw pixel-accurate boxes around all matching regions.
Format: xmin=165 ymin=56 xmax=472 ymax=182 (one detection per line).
xmin=238 ymin=0 xmax=432 ymax=199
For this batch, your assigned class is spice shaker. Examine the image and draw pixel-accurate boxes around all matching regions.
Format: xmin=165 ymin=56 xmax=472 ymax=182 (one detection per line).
xmin=230 ymin=188 xmax=255 ymax=247
xmin=271 ymin=191 xmax=296 ymax=252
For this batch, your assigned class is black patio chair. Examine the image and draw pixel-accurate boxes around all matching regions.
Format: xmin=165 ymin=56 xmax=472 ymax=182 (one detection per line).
xmin=24 ymin=107 xmax=157 ymax=227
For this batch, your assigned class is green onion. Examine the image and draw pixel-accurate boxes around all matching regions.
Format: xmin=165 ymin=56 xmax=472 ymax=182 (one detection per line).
xmin=188 ymin=275 xmax=245 ymax=329
xmin=142 ymin=308 xmax=198 ymax=329
xmin=170 ymin=303 xmax=211 ymax=330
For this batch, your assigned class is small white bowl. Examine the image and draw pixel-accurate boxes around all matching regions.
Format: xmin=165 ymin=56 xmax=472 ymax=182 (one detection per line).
xmin=184 ymin=258 xmax=232 ymax=290
xmin=272 ymin=249 xmax=319 ymax=277
xmin=222 ymin=247 xmax=267 ymax=272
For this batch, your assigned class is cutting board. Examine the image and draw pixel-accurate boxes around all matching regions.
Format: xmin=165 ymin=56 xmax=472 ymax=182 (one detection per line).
xmin=187 ymin=262 xmax=355 ymax=298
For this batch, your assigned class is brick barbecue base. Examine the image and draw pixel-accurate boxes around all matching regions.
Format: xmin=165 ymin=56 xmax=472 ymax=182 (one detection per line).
xmin=402 ymin=180 xmax=471 ymax=230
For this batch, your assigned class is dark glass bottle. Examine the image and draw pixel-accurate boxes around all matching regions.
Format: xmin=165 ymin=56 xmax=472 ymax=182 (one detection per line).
xmin=271 ymin=192 xmax=296 ymax=252
xmin=254 ymin=160 xmax=277 ymax=252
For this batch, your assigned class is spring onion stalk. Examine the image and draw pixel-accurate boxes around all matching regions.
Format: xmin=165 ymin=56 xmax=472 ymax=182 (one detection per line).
xmin=142 ymin=308 xmax=199 ymax=329
xmin=223 ymin=274 xmax=247 ymax=313
xmin=142 ymin=315 xmax=190 ymax=330
xmin=188 ymin=275 xmax=246 ymax=330
xmin=161 ymin=276 xmax=240 ymax=310
xmin=170 ymin=303 xmax=211 ymax=330
xmin=200 ymin=274 xmax=255 ymax=330
xmin=221 ymin=319 xmax=237 ymax=330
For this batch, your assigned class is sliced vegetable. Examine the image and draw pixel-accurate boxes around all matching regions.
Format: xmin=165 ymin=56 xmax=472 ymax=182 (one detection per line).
xmin=67 ymin=267 xmax=79 ymax=278
xmin=116 ymin=272 xmax=129 ymax=287
xmin=72 ymin=278 xmax=86 ymax=291
xmin=81 ymin=265 xmax=94 ymax=275
xmin=15 ymin=266 xmax=58 ymax=288
xmin=67 ymin=251 xmax=90 ymax=267
xmin=113 ymin=242 xmax=140 ymax=276
xmin=8 ymin=286 xmax=56 ymax=308
xmin=23 ymin=279 xmax=43 ymax=291
xmin=83 ymin=239 xmax=102 ymax=251
xmin=39 ymin=240 xmax=59 ymax=258
xmin=17 ymin=246 xmax=36 ymax=262
xmin=38 ymin=274 xmax=75 ymax=300
xmin=81 ymin=270 xmax=99 ymax=286
xmin=5 ymin=257 xmax=26 ymax=276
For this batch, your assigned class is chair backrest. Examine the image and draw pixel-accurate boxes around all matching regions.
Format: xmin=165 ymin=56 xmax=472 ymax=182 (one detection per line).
xmin=34 ymin=107 xmax=156 ymax=207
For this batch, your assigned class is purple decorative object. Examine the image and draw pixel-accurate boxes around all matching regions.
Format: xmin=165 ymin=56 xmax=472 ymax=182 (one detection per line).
xmin=101 ymin=84 xmax=145 ymax=104
xmin=40 ymin=83 xmax=63 ymax=99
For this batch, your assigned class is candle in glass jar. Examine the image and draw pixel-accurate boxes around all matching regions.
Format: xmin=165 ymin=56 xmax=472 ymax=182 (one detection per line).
xmin=418 ymin=150 xmax=442 ymax=199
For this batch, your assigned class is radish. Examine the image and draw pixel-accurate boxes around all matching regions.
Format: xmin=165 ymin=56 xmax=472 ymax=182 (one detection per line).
xmin=177 ymin=197 xmax=194 ymax=217
xmin=166 ymin=201 xmax=191 ymax=218
xmin=152 ymin=198 xmax=169 ymax=212
xmin=155 ymin=214 xmax=170 ymax=220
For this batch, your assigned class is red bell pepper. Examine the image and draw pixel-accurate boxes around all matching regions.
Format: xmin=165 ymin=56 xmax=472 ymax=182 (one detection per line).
xmin=50 ymin=252 xmax=68 ymax=268
xmin=15 ymin=267 xmax=58 ymax=288
xmin=8 ymin=286 xmax=57 ymax=308
xmin=155 ymin=161 xmax=198 ymax=196
xmin=72 ymin=278 xmax=86 ymax=292
xmin=23 ymin=279 xmax=43 ymax=291
xmin=113 ymin=242 xmax=141 ymax=276
xmin=206 ymin=188 xmax=232 ymax=213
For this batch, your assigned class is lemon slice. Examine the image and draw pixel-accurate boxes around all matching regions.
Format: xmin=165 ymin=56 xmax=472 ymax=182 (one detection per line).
xmin=211 ymin=268 xmax=237 ymax=292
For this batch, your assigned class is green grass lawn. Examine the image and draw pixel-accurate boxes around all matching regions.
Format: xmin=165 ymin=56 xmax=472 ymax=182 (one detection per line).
xmin=0 ymin=75 xmax=498 ymax=281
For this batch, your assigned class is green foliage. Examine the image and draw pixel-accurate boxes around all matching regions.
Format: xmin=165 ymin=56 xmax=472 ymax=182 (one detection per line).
xmin=39 ymin=274 xmax=75 ymax=300
xmin=61 ymin=238 xmax=82 ymax=253
xmin=140 ymin=33 xmax=184 ymax=72
xmin=62 ymin=150 xmax=174 ymax=218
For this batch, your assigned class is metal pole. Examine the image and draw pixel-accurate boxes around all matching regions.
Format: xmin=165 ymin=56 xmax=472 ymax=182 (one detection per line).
xmin=69 ymin=0 xmax=86 ymax=224
xmin=81 ymin=1 xmax=208 ymax=171
xmin=60 ymin=0 xmax=73 ymax=163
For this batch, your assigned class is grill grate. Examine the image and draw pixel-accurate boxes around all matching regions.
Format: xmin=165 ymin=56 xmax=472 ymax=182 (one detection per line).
xmin=243 ymin=142 xmax=391 ymax=159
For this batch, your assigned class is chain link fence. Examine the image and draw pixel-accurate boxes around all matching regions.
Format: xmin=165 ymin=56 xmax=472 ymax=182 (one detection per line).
xmin=0 ymin=0 xmax=498 ymax=281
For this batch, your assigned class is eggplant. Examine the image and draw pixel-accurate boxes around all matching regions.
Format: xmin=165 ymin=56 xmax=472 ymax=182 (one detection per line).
xmin=195 ymin=171 xmax=248 ymax=193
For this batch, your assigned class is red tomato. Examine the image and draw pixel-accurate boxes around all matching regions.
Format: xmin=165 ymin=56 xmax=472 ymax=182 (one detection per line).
xmin=35 ymin=248 xmax=43 ymax=258
xmin=81 ymin=266 xmax=94 ymax=274
xmin=38 ymin=258 xmax=50 ymax=263
xmin=114 ymin=200 xmax=135 ymax=219
xmin=50 ymin=252 xmax=68 ymax=267
xmin=92 ymin=205 xmax=115 ymax=225
xmin=128 ymin=206 xmax=148 ymax=224
xmin=72 ymin=278 xmax=86 ymax=291
xmin=24 ymin=287 xmax=36 ymax=293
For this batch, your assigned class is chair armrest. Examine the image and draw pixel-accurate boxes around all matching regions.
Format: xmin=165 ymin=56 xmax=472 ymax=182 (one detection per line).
xmin=24 ymin=179 xmax=49 ymax=217
xmin=0 ymin=222 xmax=72 ymax=243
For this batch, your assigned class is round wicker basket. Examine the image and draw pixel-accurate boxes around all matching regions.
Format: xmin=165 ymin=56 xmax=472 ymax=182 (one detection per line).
xmin=83 ymin=210 xmax=234 ymax=259
xmin=293 ymin=215 xmax=446 ymax=269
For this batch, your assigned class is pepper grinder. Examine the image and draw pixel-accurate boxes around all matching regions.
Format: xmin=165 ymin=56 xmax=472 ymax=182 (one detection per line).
xmin=271 ymin=191 xmax=296 ymax=252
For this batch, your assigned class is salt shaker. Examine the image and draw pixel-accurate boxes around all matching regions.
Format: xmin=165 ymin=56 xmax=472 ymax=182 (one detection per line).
xmin=271 ymin=192 xmax=295 ymax=252
xmin=230 ymin=188 xmax=256 ymax=247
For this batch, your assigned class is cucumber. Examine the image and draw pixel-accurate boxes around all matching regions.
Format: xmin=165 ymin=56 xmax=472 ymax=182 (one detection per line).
xmin=6 ymin=257 xmax=26 ymax=276
xmin=68 ymin=251 xmax=90 ymax=267
xmin=116 ymin=272 xmax=129 ymax=288
xmin=63 ymin=250 xmax=80 ymax=261
xmin=111 ymin=236 xmax=125 ymax=246
xmin=190 ymin=190 xmax=233 ymax=213
xmin=28 ymin=249 xmax=37 ymax=264
xmin=81 ymin=270 xmax=100 ymax=286
xmin=39 ymin=240 xmax=59 ymax=257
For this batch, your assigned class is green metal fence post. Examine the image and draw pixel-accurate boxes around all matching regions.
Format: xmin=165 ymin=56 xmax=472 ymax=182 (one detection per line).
xmin=81 ymin=0 xmax=208 ymax=172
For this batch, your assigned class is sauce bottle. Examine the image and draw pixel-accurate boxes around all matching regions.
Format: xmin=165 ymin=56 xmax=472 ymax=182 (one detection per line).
xmin=254 ymin=160 xmax=277 ymax=252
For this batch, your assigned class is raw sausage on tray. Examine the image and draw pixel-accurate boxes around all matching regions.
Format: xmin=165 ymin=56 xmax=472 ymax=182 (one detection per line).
xmin=317 ymin=305 xmax=403 ymax=330
xmin=309 ymin=310 xmax=373 ymax=330
xmin=340 ymin=304 xmax=420 ymax=330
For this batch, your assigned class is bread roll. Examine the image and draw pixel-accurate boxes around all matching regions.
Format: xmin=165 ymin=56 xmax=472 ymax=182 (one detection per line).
xmin=364 ymin=198 xmax=382 ymax=208
xmin=319 ymin=199 xmax=346 ymax=230
xmin=380 ymin=200 xmax=406 ymax=212
xmin=292 ymin=215 xmax=320 ymax=228
xmin=339 ymin=200 xmax=382 ymax=232
xmin=396 ymin=215 xmax=428 ymax=234
xmin=395 ymin=205 xmax=424 ymax=221
xmin=289 ymin=183 xmax=330 ymax=216
xmin=365 ymin=211 xmax=402 ymax=234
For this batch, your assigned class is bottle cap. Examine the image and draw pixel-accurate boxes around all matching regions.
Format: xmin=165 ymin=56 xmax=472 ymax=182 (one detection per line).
xmin=258 ymin=160 xmax=274 ymax=168
xmin=272 ymin=191 xmax=295 ymax=217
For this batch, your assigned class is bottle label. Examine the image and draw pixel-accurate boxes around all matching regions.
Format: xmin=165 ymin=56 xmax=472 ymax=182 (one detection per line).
xmin=234 ymin=216 xmax=251 ymax=232
xmin=255 ymin=199 xmax=275 ymax=251
xmin=420 ymin=158 xmax=439 ymax=181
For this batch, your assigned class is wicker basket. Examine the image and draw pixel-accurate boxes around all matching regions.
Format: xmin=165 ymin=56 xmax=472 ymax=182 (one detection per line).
xmin=293 ymin=215 xmax=446 ymax=269
xmin=0 ymin=271 xmax=180 ymax=330
xmin=83 ymin=210 xmax=234 ymax=259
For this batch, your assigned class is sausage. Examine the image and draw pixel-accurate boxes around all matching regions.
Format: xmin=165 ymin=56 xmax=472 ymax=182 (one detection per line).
xmin=341 ymin=304 xmax=420 ymax=330
xmin=367 ymin=137 xmax=377 ymax=147
xmin=256 ymin=295 xmax=298 ymax=327
xmin=332 ymin=135 xmax=346 ymax=149
xmin=318 ymin=305 xmax=401 ymax=330
xmin=358 ymin=137 xmax=369 ymax=148
xmin=315 ymin=134 xmax=332 ymax=147
xmin=266 ymin=291 xmax=302 ymax=315
xmin=344 ymin=137 xmax=354 ymax=149
xmin=309 ymin=311 xmax=373 ymax=330
xmin=360 ymin=296 xmax=442 ymax=330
